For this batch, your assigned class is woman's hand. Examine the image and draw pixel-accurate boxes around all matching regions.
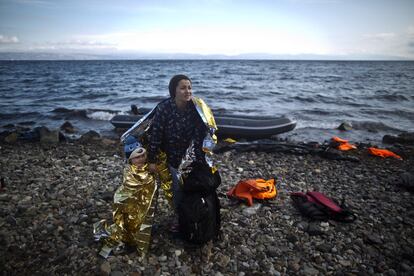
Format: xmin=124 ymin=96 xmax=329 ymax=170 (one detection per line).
xmin=148 ymin=163 xmax=158 ymax=174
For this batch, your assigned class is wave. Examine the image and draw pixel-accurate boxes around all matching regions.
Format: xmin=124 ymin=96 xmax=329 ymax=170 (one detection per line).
xmin=363 ymin=91 xmax=410 ymax=102
xmin=246 ymin=76 xmax=265 ymax=81
xmin=79 ymin=92 xmax=118 ymax=100
xmin=298 ymin=109 xmax=334 ymax=116
xmin=87 ymin=111 xmax=121 ymax=121
xmin=51 ymin=107 xmax=88 ymax=119
xmin=224 ymin=85 xmax=247 ymax=90
xmin=0 ymin=111 xmax=41 ymax=120
xmin=377 ymin=94 xmax=409 ymax=102
xmin=351 ymin=121 xmax=402 ymax=132
xmin=360 ymin=108 xmax=414 ymax=121
xmin=226 ymin=95 xmax=257 ymax=101
xmin=290 ymin=96 xmax=317 ymax=103
xmin=51 ymin=107 xmax=119 ymax=120
xmin=138 ymin=95 xmax=169 ymax=103
xmin=278 ymin=76 xmax=297 ymax=81
xmin=295 ymin=121 xmax=339 ymax=130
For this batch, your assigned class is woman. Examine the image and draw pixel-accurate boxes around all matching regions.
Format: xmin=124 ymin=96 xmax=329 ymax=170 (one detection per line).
xmin=148 ymin=74 xmax=206 ymax=172
xmin=147 ymin=75 xmax=211 ymax=228
xmin=121 ymin=74 xmax=217 ymax=232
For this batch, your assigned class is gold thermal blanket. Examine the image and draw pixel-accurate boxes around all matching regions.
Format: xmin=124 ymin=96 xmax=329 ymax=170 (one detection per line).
xmin=94 ymin=163 xmax=157 ymax=257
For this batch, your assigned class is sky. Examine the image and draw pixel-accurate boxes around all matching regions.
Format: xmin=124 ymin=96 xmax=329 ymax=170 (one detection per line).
xmin=0 ymin=0 xmax=414 ymax=59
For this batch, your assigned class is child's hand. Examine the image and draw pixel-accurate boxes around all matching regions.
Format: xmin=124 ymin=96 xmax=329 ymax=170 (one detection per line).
xmin=148 ymin=163 xmax=158 ymax=174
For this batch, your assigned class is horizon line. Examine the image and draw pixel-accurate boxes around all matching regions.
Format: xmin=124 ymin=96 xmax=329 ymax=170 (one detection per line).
xmin=1 ymin=58 xmax=413 ymax=62
xmin=0 ymin=51 xmax=413 ymax=62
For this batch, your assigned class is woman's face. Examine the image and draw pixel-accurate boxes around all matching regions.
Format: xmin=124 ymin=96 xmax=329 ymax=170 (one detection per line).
xmin=175 ymin=79 xmax=192 ymax=103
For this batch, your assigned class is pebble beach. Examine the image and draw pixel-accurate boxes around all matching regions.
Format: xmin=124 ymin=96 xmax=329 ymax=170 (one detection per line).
xmin=1 ymin=134 xmax=414 ymax=275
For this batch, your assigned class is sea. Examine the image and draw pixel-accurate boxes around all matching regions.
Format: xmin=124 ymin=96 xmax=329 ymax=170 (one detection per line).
xmin=1 ymin=60 xmax=413 ymax=144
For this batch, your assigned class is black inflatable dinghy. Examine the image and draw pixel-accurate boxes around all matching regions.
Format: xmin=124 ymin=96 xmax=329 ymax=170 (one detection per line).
xmin=111 ymin=113 xmax=296 ymax=139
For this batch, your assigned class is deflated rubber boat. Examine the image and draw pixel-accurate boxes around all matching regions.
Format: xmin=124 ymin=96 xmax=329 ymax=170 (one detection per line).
xmin=111 ymin=112 xmax=296 ymax=139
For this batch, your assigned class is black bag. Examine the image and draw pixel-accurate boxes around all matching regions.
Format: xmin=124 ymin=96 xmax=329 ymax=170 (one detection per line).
xmin=182 ymin=162 xmax=221 ymax=193
xmin=178 ymin=163 xmax=221 ymax=244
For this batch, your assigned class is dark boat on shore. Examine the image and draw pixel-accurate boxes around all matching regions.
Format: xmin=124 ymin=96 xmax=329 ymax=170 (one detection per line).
xmin=111 ymin=111 xmax=296 ymax=139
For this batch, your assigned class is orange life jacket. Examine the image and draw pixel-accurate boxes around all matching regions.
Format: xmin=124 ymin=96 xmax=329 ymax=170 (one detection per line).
xmin=368 ymin=147 xmax=402 ymax=160
xmin=332 ymin=136 xmax=349 ymax=143
xmin=331 ymin=136 xmax=357 ymax=151
xmin=227 ymin=178 xmax=277 ymax=206
xmin=338 ymin=143 xmax=357 ymax=151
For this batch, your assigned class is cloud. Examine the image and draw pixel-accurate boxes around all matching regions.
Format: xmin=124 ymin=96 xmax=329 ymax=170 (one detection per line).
xmin=363 ymin=33 xmax=396 ymax=40
xmin=53 ymin=40 xmax=116 ymax=47
xmin=0 ymin=35 xmax=19 ymax=44
xmin=407 ymin=41 xmax=414 ymax=53
xmin=26 ymin=39 xmax=117 ymax=51
xmin=406 ymin=26 xmax=414 ymax=37
xmin=81 ymin=27 xmax=331 ymax=56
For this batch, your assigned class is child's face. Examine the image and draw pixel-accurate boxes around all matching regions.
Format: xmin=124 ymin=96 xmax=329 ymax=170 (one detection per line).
xmin=131 ymin=154 xmax=146 ymax=167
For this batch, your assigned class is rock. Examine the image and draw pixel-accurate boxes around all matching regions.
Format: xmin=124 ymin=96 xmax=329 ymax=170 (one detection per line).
xmin=338 ymin=260 xmax=352 ymax=267
xmin=383 ymin=132 xmax=414 ymax=145
xmin=301 ymin=264 xmax=319 ymax=275
xmin=387 ymin=269 xmax=397 ymax=276
xmin=338 ymin=122 xmax=353 ymax=131
xmin=316 ymin=243 xmax=331 ymax=253
xmin=100 ymin=192 xmax=114 ymax=201
xmin=364 ymin=233 xmax=382 ymax=245
xmin=216 ymin=252 xmax=231 ymax=268
xmin=242 ymin=204 xmax=261 ymax=216
xmin=286 ymin=234 xmax=298 ymax=243
xmin=35 ymin=126 xmax=60 ymax=144
xmin=266 ymin=246 xmax=279 ymax=257
xmin=4 ymin=132 xmax=18 ymax=143
xmin=77 ymin=214 xmax=89 ymax=223
xmin=268 ymin=264 xmax=281 ymax=276
xmin=101 ymin=138 xmax=117 ymax=146
xmin=60 ymin=121 xmax=75 ymax=133
xmin=400 ymin=263 xmax=412 ymax=272
xmin=79 ymin=130 xmax=101 ymax=143
xmin=296 ymin=221 xmax=309 ymax=231
xmin=288 ymin=261 xmax=300 ymax=272
xmin=100 ymin=261 xmax=111 ymax=276
xmin=306 ymin=223 xmax=324 ymax=236
xmin=130 ymin=104 xmax=139 ymax=115
xmin=396 ymin=172 xmax=414 ymax=192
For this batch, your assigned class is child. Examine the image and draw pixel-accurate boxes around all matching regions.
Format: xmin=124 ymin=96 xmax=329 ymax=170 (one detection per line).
xmin=94 ymin=147 xmax=157 ymax=258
